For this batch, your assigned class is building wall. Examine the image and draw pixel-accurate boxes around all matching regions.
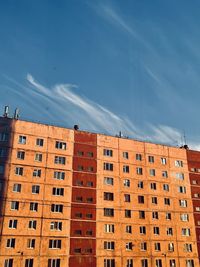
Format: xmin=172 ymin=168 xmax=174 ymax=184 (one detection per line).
xmin=96 ymin=135 xmax=199 ymax=267
xmin=187 ymin=150 xmax=200 ymax=262
xmin=0 ymin=117 xmax=199 ymax=267
xmin=0 ymin=118 xmax=73 ymax=267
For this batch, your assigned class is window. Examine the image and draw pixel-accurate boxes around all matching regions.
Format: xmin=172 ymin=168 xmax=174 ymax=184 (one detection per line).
xmin=104 ymin=241 xmax=115 ymax=250
xmin=175 ymin=172 xmax=184 ymax=180
xmin=32 ymin=185 xmax=40 ymax=194
xmin=185 ymin=260 xmax=194 ymax=267
xmin=8 ymin=220 xmax=17 ymax=229
xmin=27 ymin=239 xmax=35 ymax=249
xmin=104 ymin=163 xmax=113 ymax=171
xmin=77 ymin=165 xmax=83 ymax=171
xmin=49 ymin=239 xmax=62 ymax=249
xmin=162 ymin=171 xmax=168 ymax=178
xmin=149 ymin=169 xmax=155 ymax=176
xmin=0 ymin=132 xmax=9 ymax=141
xmin=141 ymin=259 xmax=148 ymax=267
xmin=33 ymin=169 xmax=41 ymax=177
xmin=150 ymin=183 xmax=156 ymax=190
xmin=136 ymin=167 xmax=143 ymax=175
xmin=104 ymin=149 xmax=113 ymax=157
xmin=35 ymin=153 xmax=42 ymax=162
xmin=28 ymin=220 xmax=37 ymax=229
xmin=4 ymin=259 xmax=13 ymax=267
xmin=138 ymin=181 xmax=144 ymax=188
xmin=75 ymin=213 xmax=82 ymax=218
xmin=13 ymin=183 xmax=21 ymax=193
xmin=179 ymin=199 xmax=187 ymax=207
xmin=124 ymin=179 xmax=130 ymax=187
xmin=161 ymin=158 xmax=167 ymax=165
xmin=25 ymin=259 xmax=34 ymax=267
xmin=54 ymin=171 xmax=65 ymax=180
xmin=11 ymin=201 xmax=19 ymax=210
xmin=18 ymin=135 xmax=26 ymax=144
xmin=163 ymin=184 xmax=169 ymax=191
xmin=180 ymin=214 xmax=189 ymax=222
xmin=124 ymin=194 xmax=131 ymax=202
xmin=139 ymin=210 xmax=145 ymax=219
xmin=15 ymin=167 xmax=23 ymax=176
xmin=50 ymin=221 xmax=62 ymax=231
xmin=152 ymin=211 xmax=159 ymax=219
xmin=182 ymin=228 xmax=191 ymax=236
xmin=74 ymin=230 xmax=82 ymax=235
xmin=138 ymin=195 xmax=145 ymax=204
xmin=164 ymin=198 xmax=170 ymax=205
xmin=148 ymin=156 xmax=154 ymax=163
xmin=123 ymin=152 xmax=129 ymax=159
xmin=86 ymin=213 xmax=93 ymax=219
xmin=136 ymin=153 xmax=142 ymax=161
xmin=125 ymin=210 xmax=131 ymax=218
xmin=141 ymin=242 xmax=147 ymax=251
xmin=155 ymin=259 xmax=162 ymax=267
xmin=123 ymin=165 xmax=130 ymax=173
xmin=87 ymin=197 xmax=93 ymax=203
xmin=36 ymin=138 xmax=44 ymax=147
xmin=126 ymin=225 xmax=132 ymax=233
xmin=30 ymin=202 xmax=38 ymax=211
xmin=166 ymin=212 xmax=171 ymax=220
xmin=17 ymin=151 xmax=25 ymax=160
xmin=74 ymin=248 xmax=81 ymax=253
xmin=104 ymin=208 xmax=114 ymax=217
xmin=104 ymin=177 xmax=114 ymax=185
xmin=169 ymin=259 xmax=176 ymax=267
xmin=87 ymin=152 xmax=93 ymax=157
xmin=168 ymin=243 xmax=174 ymax=252
xmin=104 ymin=224 xmax=114 ymax=233
xmin=104 ymin=259 xmax=115 ymax=267
xmin=140 ymin=226 xmax=146 ymax=234
xmin=87 ymin=166 xmax=94 ymax=172
xmin=178 ymin=186 xmax=186 ymax=193
xmin=86 ymin=230 xmax=93 ymax=236
xmin=152 ymin=197 xmax=158 ymax=204
xmin=104 ymin=192 xmax=114 ymax=201
xmin=55 ymin=141 xmax=66 ymax=150
xmin=155 ymin=242 xmax=161 ymax=251
xmin=175 ymin=160 xmax=183 ymax=167
xmin=6 ymin=238 xmax=15 ymax=248
xmin=77 ymin=151 xmax=84 ymax=156
xmin=86 ymin=181 xmax=93 ymax=187
xmin=48 ymin=259 xmax=61 ymax=267
xmin=52 ymin=187 xmax=64 ymax=196
xmin=75 ymin=180 xmax=83 ymax=186
xmin=0 ymin=148 xmax=7 ymax=157
xmin=184 ymin=243 xmax=192 ymax=252
xmin=51 ymin=204 xmax=63 ymax=213
xmin=153 ymin=227 xmax=160 ymax=235
xmin=126 ymin=259 xmax=133 ymax=267
xmin=126 ymin=242 xmax=133 ymax=250
xmin=54 ymin=156 xmax=66 ymax=165
xmin=167 ymin=227 xmax=173 ymax=236
xmin=0 ymin=165 xmax=5 ymax=174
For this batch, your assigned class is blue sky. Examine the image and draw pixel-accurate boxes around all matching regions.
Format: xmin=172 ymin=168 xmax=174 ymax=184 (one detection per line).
xmin=1 ymin=0 xmax=200 ymax=148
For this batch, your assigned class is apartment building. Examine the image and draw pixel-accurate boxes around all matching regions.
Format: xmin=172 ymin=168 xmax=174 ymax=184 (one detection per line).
xmin=0 ymin=115 xmax=199 ymax=267
xmin=187 ymin=150 xmax=200 ymax=263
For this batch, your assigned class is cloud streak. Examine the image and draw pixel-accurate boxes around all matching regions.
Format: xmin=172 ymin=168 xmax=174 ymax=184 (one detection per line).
xmin=25 ymin=73 xmax=189 ymax=148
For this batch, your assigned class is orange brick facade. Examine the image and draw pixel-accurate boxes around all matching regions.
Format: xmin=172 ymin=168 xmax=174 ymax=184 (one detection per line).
xmin=0 ymin=117 xmax=199 ymax=267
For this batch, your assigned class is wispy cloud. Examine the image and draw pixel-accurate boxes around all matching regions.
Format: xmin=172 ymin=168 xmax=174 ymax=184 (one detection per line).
xmin=26 ymin=73 xmax=189 ymax=147
xmin=1 ymin=73 xmax=197 ymax=148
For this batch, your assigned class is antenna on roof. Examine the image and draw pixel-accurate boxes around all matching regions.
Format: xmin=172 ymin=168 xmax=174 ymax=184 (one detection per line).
xmin=180 ymin=130 xmax=189 ymax=149
xmin=14 ymin=108 xmax=20 ymax=120
xmin=3 ymin=105 xmax=9 ymax=117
